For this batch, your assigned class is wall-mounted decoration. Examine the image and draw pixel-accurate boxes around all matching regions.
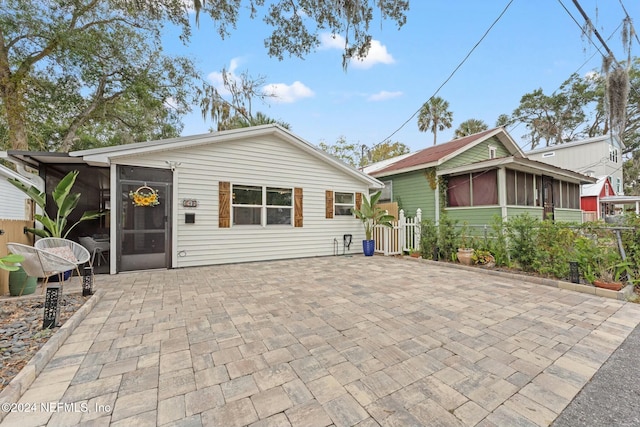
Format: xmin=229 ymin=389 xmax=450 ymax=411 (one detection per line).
xmin=129 ymin=185 xmax=160 ymax=207
xmin=182 ymin=199 xmax=198 ymax=208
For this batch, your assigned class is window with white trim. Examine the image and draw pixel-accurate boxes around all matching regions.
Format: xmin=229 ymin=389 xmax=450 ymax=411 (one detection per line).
xmin=334 ymin=192 xmax=355 ymax=216
xmin=488 ymin=146 xmax=497 ymax=159
xmin=232 ymin=185 xmax=292 ymax=226
xmin=610 ymin=146 xmax=619 ymax=163
xmin=378 ymin=181 xmax=393 ymax=202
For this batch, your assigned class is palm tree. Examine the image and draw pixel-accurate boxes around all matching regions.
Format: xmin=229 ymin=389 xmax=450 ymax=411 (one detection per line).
xmin=454 ymin=119 xmax=488 ymax=138
xmin=417 ymin=97 xmax=453 ymax=146
xmin=217 ymin=111 xmax=291 ymax=131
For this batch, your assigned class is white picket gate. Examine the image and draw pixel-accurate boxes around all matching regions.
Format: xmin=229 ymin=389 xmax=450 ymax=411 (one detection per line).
xmin=374 ymin=209 xmax=422 ymax=256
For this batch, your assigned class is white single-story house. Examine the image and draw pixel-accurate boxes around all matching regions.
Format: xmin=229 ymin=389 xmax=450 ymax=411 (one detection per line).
xmin=5 ymin=125 xmax=384 ymax=274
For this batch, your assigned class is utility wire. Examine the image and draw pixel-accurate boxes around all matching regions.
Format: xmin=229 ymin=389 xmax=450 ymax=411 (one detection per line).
xmin=375 ymin=0 xmax=514 ymax=147
xmin=571 ymin=0 xmax=618 ymax=59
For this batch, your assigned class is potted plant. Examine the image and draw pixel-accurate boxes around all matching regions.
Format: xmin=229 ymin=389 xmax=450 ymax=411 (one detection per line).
xmin=472 ymin=249 xmax=495 ymax=268
xmin=1 ymin=253 xmax=36 ymax=296
xmin=9 ymin=170 xmax=106 ymax=281
xmin=593 ymin=260 xmax=629 ymax=291
xmin=457 ymin=222 xmax=474 ymax=265
xmin=352 ymin=191 xmax=395 ymax=256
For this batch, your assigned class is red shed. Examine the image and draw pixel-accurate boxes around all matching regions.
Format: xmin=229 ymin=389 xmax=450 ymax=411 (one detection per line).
xmin=581 ymin=177 xmax=615 ymax=221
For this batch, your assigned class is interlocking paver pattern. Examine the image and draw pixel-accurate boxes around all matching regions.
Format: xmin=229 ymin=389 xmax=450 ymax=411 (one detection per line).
xmin=3 ymin=256 xmax=640 ymax=426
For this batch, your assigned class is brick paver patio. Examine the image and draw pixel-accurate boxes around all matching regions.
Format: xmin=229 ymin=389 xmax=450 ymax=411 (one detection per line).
xmin=2 ymin=256 xmax=640 ymax=426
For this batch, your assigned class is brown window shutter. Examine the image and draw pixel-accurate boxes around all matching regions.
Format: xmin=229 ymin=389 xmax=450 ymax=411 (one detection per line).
xmin=325 ymin=190 xmax=334 ymax=219
xmin=355 ymin=192 xmax=362 ymax=211
xmin=294 ymin=188 xmax=303 ymax=227
xmin=219 ymin=181 xmax=230 ymax=228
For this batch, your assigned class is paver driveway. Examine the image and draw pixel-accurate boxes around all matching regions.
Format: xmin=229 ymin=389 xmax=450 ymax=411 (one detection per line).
xmin=3 ymin=256 xmax=640 ymax=426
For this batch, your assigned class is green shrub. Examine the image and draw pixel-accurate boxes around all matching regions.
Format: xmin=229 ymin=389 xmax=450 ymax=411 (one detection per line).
xmin=438 ymin=215 xmax=459 ymax=262
xmin=487 ymin=215 xmax=509 ymax=267
xmin=533 ymin=221 xmax=579 ymax=279
xmin=506 ymin=213 xmax=539 ymax=271
xmin=420 ymin=219 xmax=438 ymax=259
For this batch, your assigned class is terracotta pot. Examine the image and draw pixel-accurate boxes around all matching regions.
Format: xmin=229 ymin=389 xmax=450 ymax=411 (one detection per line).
xmin=457 ymin=248 xmax=474 ymax=266
xmin=593 ymin=280 xmax=623 ymax=291
xmin=410 ymin=252 xmax=421 ymax=258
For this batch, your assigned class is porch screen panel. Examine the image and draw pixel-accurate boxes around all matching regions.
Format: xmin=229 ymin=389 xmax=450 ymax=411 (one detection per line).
xmin=447 ymin=174 xmax=471 ymax=207
xmin=516 ymin=171 xmax=526 ymax=205
xmin=569 ymin=183 xmax=579 ymax=209
xmin=536 ymin=176 xmax=542 ymax=206
xmin=506 ymin=169 xmax=516 ymax=205
xmin=472 ymin=170 xmax=498 ymax=205
xmin=525 ymin=173 xmax=535 ymax=206
xmin=553 ymin=180 xmax=561 ymax=208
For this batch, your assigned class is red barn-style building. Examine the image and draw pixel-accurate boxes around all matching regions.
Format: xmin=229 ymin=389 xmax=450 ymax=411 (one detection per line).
xmin=581 ymin=176 xmax=615 ymax=221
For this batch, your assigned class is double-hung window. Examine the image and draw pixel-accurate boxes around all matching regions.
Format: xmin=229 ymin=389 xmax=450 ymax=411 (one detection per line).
xmin=334 ymin=192 xmax=355 ymax=216
xmin=232 ymin=185 xmax=293 ymax=226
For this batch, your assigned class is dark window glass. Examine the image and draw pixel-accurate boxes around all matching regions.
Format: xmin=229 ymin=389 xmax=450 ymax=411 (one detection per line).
xmin=233 ymin=186 xmax=262 ymax=205
xmin=266 ymin=188 xmax=292 ymax=206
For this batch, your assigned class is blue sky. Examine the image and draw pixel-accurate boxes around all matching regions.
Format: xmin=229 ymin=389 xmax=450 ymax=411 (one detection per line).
xmin=163 ymin=0 xmax=639 ymax=153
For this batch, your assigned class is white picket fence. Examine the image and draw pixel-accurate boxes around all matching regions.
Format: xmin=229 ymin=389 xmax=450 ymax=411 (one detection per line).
xmin=373 ymin=209 xmax=422 ymax=256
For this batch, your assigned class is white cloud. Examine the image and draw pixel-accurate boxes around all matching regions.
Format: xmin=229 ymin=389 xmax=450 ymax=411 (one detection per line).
xmin=368 ymin=91 xmax=403 ymax=101
xmin=263 ymin=81 xmax=314 ymax=103
xmin=319 ymin=33 xmax=347 ymax=50
xmin=206 ymin=57 xmax=242 ymax=96
xmin=319 ymin=33 xmax=394 ymax=69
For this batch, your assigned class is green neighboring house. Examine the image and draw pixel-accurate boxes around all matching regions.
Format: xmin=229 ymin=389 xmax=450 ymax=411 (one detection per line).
xmin=365 ymin=128 xmax=596 ymax=226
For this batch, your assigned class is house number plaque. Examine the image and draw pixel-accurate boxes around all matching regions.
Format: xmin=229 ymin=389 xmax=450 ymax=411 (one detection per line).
xmin=182 ymin=199 xmax=198 ymax=208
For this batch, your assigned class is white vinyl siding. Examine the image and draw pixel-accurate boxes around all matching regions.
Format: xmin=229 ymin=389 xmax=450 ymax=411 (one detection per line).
xmin=0 ymin=178 xmax=30 ymax=220
xmin=112 ymin=134 xmax=370 ymax=267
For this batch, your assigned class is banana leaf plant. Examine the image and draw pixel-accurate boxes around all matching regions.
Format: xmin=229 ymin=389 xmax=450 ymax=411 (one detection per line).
xmin=0 ymin=253 xmax=24 ymax=272
xmin=352 ymin=191 xmax=395 ymax=241
xmin=8 ymin=170 xmax=106 ymax=238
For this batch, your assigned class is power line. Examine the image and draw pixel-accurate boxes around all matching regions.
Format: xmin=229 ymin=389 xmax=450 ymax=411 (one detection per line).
xmin=571 ymin=0 xmax=618 ymax=60
xmin=375 ymin=0 xmax=514 ymax=146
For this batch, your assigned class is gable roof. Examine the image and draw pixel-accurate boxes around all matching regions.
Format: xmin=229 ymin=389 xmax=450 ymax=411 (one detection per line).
xmin=581 ymin=176 xmax=615 ymax=197
xmin=71 ymin=124 xmax=383 ymax=188
xmin=372 ymin=127 xmax=524 ymax=177
xmin=526 ymin=133 xmax=625 ymax=155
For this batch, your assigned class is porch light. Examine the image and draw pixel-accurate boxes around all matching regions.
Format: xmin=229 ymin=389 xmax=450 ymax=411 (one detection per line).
xmin=83 ymin=266 xmax=94 ymax=296
xmin=569 ymin=261 xmax=580 ymax=284
xmin=43 ymin=285 xmax=62 ymax=329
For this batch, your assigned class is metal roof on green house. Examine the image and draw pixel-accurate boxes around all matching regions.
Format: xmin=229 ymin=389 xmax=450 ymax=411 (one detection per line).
xmin=372 ymin=127 xmax=523 ymax=177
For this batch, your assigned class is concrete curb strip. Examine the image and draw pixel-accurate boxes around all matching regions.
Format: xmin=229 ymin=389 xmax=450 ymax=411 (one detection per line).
xmin=0 ymin=288 xmax=105 ymax=422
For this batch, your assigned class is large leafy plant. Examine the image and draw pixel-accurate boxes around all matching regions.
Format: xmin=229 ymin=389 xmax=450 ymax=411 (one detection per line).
xmin=9 ymin=170 xmax=105 ymax=238
xmin=352 ymin=191 xmax=395 ymax=241
xmin=0 ymin=254 xmax=24 ymax=272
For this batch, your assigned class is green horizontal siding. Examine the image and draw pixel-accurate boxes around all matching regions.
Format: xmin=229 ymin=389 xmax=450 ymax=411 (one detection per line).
xmin=554 ymin=209 xmax=582 ymax=223
xmin=387 ymin=170 xmax=436 ymax=219
xmin=441 ymin=136 xmax=510 ymax=169
xmin=445 ymin=207 xmax=502 ymax=226
xmin=506 ymin=206 xmax=544 ymax=219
